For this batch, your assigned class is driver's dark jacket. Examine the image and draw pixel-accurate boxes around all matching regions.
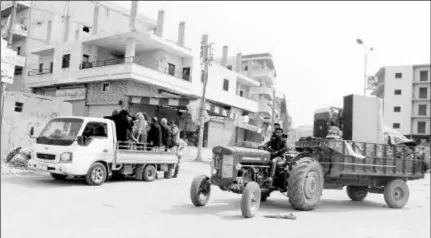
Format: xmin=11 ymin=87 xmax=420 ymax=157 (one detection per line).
xmin=265 ymin=137 xmax=288 ymax=159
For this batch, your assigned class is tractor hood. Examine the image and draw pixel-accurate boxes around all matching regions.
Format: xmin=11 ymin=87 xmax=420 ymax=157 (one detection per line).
xmin=212 ymin=145 xmax=271 ymax=164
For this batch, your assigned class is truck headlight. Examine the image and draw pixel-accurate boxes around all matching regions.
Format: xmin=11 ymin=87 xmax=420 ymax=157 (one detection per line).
xmin=235 ymin=163 xmax=242 ymax=170
xmin=60 ymin=152 xmax=73 ymax=163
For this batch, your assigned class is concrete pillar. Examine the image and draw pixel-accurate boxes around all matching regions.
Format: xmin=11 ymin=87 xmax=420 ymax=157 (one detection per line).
xmin=221 ymin=46 xmax=228 ymax=67
xmin=236 ymin=53 xmax=242 ymax=73
xmin=92 ymin=4 xmax=99 ymax=35
xmin=177 ymin=21 xmax=185 ymax=47
xmin=248 ymin=60 xmax=253 ymax=77
xmin=125 ymin=38 xmax=136 ymax=61
xmin=156 ymin=10 xmax=165 ymax=37
xmin=129 ymin=1 xmax=138 ymax=31
xmin=75 ymin=28 xmax=80 ymax=40
xmin=46 ymin=20 xmax=52 ymax=43
xmin=89 ymin=45 xmax=98 ymax=62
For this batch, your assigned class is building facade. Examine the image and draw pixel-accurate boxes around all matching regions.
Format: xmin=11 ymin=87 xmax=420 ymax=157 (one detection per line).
xmin=372 ymin=64 xmax=431 ymax=143
xmin=2 ymin=1 xmax=290 ymax=147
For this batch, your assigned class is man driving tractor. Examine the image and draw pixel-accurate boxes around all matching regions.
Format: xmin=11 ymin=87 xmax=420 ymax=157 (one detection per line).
xmin=264 ymin=127 xmax=288 ymax=185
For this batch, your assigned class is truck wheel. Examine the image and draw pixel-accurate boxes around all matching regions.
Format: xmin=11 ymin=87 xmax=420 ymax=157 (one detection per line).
xmin=261 ymin=191 xmax=271 ymax=202
xmin=85 ymin=162 xmax=107 ymax=186
xmin=143 ymin=165 xmax=157 ymax=182
xmin=346 ymin=186 xmax=369 ymax=201
xmin=164 ymin=166 xmax=174 ymax=179
xmin=241 ymin=182 xmax=261 ymax=218
xmin=50 ymin=173 xmax=67 ymax=181
xmin=287 ymin=157 xmax=324 ymax=211
xmin=190 ymin=175 xmax=211 ymax=207
xmin=384 ymin=179 xmax=409 ymax=208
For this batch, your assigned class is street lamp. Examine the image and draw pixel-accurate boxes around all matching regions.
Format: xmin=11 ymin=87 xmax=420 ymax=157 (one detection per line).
xmin=356 ymin=38 xmax=374 ymax=96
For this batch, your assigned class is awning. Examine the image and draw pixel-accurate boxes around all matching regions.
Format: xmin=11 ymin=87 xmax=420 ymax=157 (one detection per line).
xmin=234 ymin=120 xmax=261 ymax=133
xmin=205 ymin=102 xmax=234 ymax=119
xmin=128 ymin=96 xmax=190 ymax=107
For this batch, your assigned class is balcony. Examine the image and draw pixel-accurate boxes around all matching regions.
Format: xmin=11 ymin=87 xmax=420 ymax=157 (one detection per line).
xmin=14 ymin=54 xmax=25 ymax=67
xmin=78 ymin=56 xmax=195 ymax=96
xmin=250 ymin=86 xmax=273 ymax=99
xmin=27 ymin=69 xmax=53 ymax=87
xmin=258 ymin=101 xmax=272 ymax=118
xmin=1 ymin=1 xmax=31 ymax=17
xmin=11 ymin=23 xmax=28 ymax=41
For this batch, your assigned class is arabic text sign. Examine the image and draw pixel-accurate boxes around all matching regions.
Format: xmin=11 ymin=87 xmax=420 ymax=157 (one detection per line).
xmin=56 ymin=88 xmax=86 ymax=101
xmin=1 ymin=62 xmax=15 ymax=84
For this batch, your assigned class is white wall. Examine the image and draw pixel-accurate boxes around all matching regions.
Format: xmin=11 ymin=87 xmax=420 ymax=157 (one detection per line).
xmin=382 ymin=66 xmax=413 ymax=134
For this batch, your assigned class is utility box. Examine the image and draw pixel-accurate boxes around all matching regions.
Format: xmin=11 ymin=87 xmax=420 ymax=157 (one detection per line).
xmin=342 ymin=94 xmax=384 ymax=144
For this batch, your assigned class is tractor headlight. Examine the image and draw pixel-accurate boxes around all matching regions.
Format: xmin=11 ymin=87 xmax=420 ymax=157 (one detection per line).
xmin=212 ymin=169 xmax=217 ymax=175
xmin=60 ymin=152 xmax=73 ymax=163
xmin=235 ymin=163 xmax=242 ymax=170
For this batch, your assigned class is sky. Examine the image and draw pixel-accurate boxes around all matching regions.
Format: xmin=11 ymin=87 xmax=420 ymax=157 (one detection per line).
xmin=114 ymin=1 xmax=430 ymax=128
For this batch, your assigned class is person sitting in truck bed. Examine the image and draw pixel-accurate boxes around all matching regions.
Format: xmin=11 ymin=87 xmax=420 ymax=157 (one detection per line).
xmin=148 ymin=117 xmax=162 ymax=150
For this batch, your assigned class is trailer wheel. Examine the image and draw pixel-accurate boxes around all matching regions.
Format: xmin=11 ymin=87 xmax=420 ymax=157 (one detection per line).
xmin=384 ymin=179 xmax=409 ymax=208
xmin=190 ymin=175 xmax=211 ymax=207
xmin=85 ymin=162 xmax=107 ymax=186
xmin=241 ymin=182 xmax=261 ymax=218
xmin=287 ymin=157 xmax=324 ymax=211
xmin=50 ymin=173 xmax=67 ymax=181
xmin=346 ymin=186 xmax=369 ymax=201
xmin=143 ymin=165 xmax=157 ymax=182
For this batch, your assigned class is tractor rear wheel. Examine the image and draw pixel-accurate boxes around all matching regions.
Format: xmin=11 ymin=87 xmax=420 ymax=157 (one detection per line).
xmin=241 ymin=182 xmax=261 ymax=218
xmin=190 ymin=175 xmax=211 ymax=207
xmin=287 ymin=157 xmax=324 ymax=211
xmin=384 ymin=179 xmax=409 ymax=208
xmin=346 ymin=186 xmax=369 ymax=201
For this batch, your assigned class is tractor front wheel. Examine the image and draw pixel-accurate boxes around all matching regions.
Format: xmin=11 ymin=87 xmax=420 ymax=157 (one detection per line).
xmin=190 ymin=175 xmax=211 ymax=207
xmin=241 ymin=182 xmax=261 ymax=218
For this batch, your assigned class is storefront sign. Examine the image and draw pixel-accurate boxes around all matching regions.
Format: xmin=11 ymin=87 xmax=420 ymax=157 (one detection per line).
xmin=56 ymin=88 xmax=86 ymax=101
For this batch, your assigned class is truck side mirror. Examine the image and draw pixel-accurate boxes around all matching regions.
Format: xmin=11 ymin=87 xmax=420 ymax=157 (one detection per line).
xmin=77 ymin=136 xmax=84 ymax=146
xmin=29 ymin=127 xmax=34 ymax=137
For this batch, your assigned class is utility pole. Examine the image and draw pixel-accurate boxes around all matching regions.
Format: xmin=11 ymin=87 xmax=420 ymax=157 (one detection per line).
xmin=196 ymin=34 xmax=212 ymax=162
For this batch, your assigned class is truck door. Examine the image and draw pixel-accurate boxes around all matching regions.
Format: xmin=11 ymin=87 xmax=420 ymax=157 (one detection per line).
xmin=82 ymin=121 xmax=115 ymax=164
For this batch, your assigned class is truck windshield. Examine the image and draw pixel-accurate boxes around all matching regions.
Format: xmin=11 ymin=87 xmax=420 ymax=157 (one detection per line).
xmin=36 ymin=118 xmax=84 ymax=146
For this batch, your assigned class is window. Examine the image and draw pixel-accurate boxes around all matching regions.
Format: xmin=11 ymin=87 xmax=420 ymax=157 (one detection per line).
xmin=418 ymin=104 xmax=427 ymax=116
xmin=239 ymin=90 xmax=244 ymax=97
xmin=182 ymin=67 xmax=191 ymax=81
xmin=82 ymin=26 xmax=90 ymax=33
xmin=83 ymin=122 xmax=108 ymax=138
xmin=168 ymin=63 xmax=175 ymax=76
xmin=420 ymin=71 xmax=428 ymax=82
xmin=14 ymin=67 xmax=23 ymax=75
xmin=417 ymin=122 xmax=426 ymax=134
xmin=102 ymin=83 xmax=110 ymax=92
xmin=244 ymin=65 xmax=248 ymax=71
xmin=394 ymin=106 xmax=401 ymax=112
xmin=50 ymin=62 xmax=53 ymax=73
xmin=419 ymin=87 xmax=428 ymax=99
xmin=201 ymin=70 xmax=205 ymax=83
xmin=392 ymin=123 xmax=400 ymax=129
xmin=395 ymin=73 xmax=402 ymax=79
xmin=227 ymin=65 xmax=233 ymax=70
xmin=14 ymin=102 xmax=23 ymax=113
xmin=38 ymin=63 xmax=43 ymax=73
xmin=83 ymin=54 xmax=90 ymax=63
xmin=17 ymin=46 xmax=21 ymax=55
xmin=223 ymin=79 xmax=229 ymax=91
xmin=62 ymin=54 xmax=70 ymax=69
xmin=394 ymin=89 xmax=402 ymax=95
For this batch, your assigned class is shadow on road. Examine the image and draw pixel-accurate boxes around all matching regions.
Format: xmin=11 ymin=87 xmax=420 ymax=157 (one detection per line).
xmin=1 ymin=176 xmax=86 ymax=188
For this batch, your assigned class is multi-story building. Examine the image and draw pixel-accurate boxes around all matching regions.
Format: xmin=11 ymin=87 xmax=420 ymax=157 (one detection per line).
xmin=1 ymin=1 xmax=157 ymax=92
xmin=372 ymin=64 xmax=431 ymax=143
xmin=2 ymin=1 xmax=289 ymax=147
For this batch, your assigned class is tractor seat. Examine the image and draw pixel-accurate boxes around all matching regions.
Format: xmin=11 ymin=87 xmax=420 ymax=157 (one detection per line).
xmin=276 ymin=158 xmax=287 ymax=167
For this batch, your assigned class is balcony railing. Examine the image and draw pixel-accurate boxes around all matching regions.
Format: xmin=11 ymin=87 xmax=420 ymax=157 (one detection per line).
xmin=79 ymin=56 xmax=192 ymax=82
xmin=28 ymin=68 xmax=52 ymax=76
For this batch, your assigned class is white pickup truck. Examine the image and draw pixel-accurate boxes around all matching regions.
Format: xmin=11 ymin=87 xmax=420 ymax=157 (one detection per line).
xmin=27 ymin=116 xmax=181 ymax=186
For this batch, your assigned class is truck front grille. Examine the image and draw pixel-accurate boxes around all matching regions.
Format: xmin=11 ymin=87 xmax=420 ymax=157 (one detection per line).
xmin=36 ymin=153 xmax=56 ymax=161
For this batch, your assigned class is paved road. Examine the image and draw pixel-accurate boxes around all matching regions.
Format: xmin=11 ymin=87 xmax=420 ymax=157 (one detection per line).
xmin=1 ymin=162 xmax=430 ymax=238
